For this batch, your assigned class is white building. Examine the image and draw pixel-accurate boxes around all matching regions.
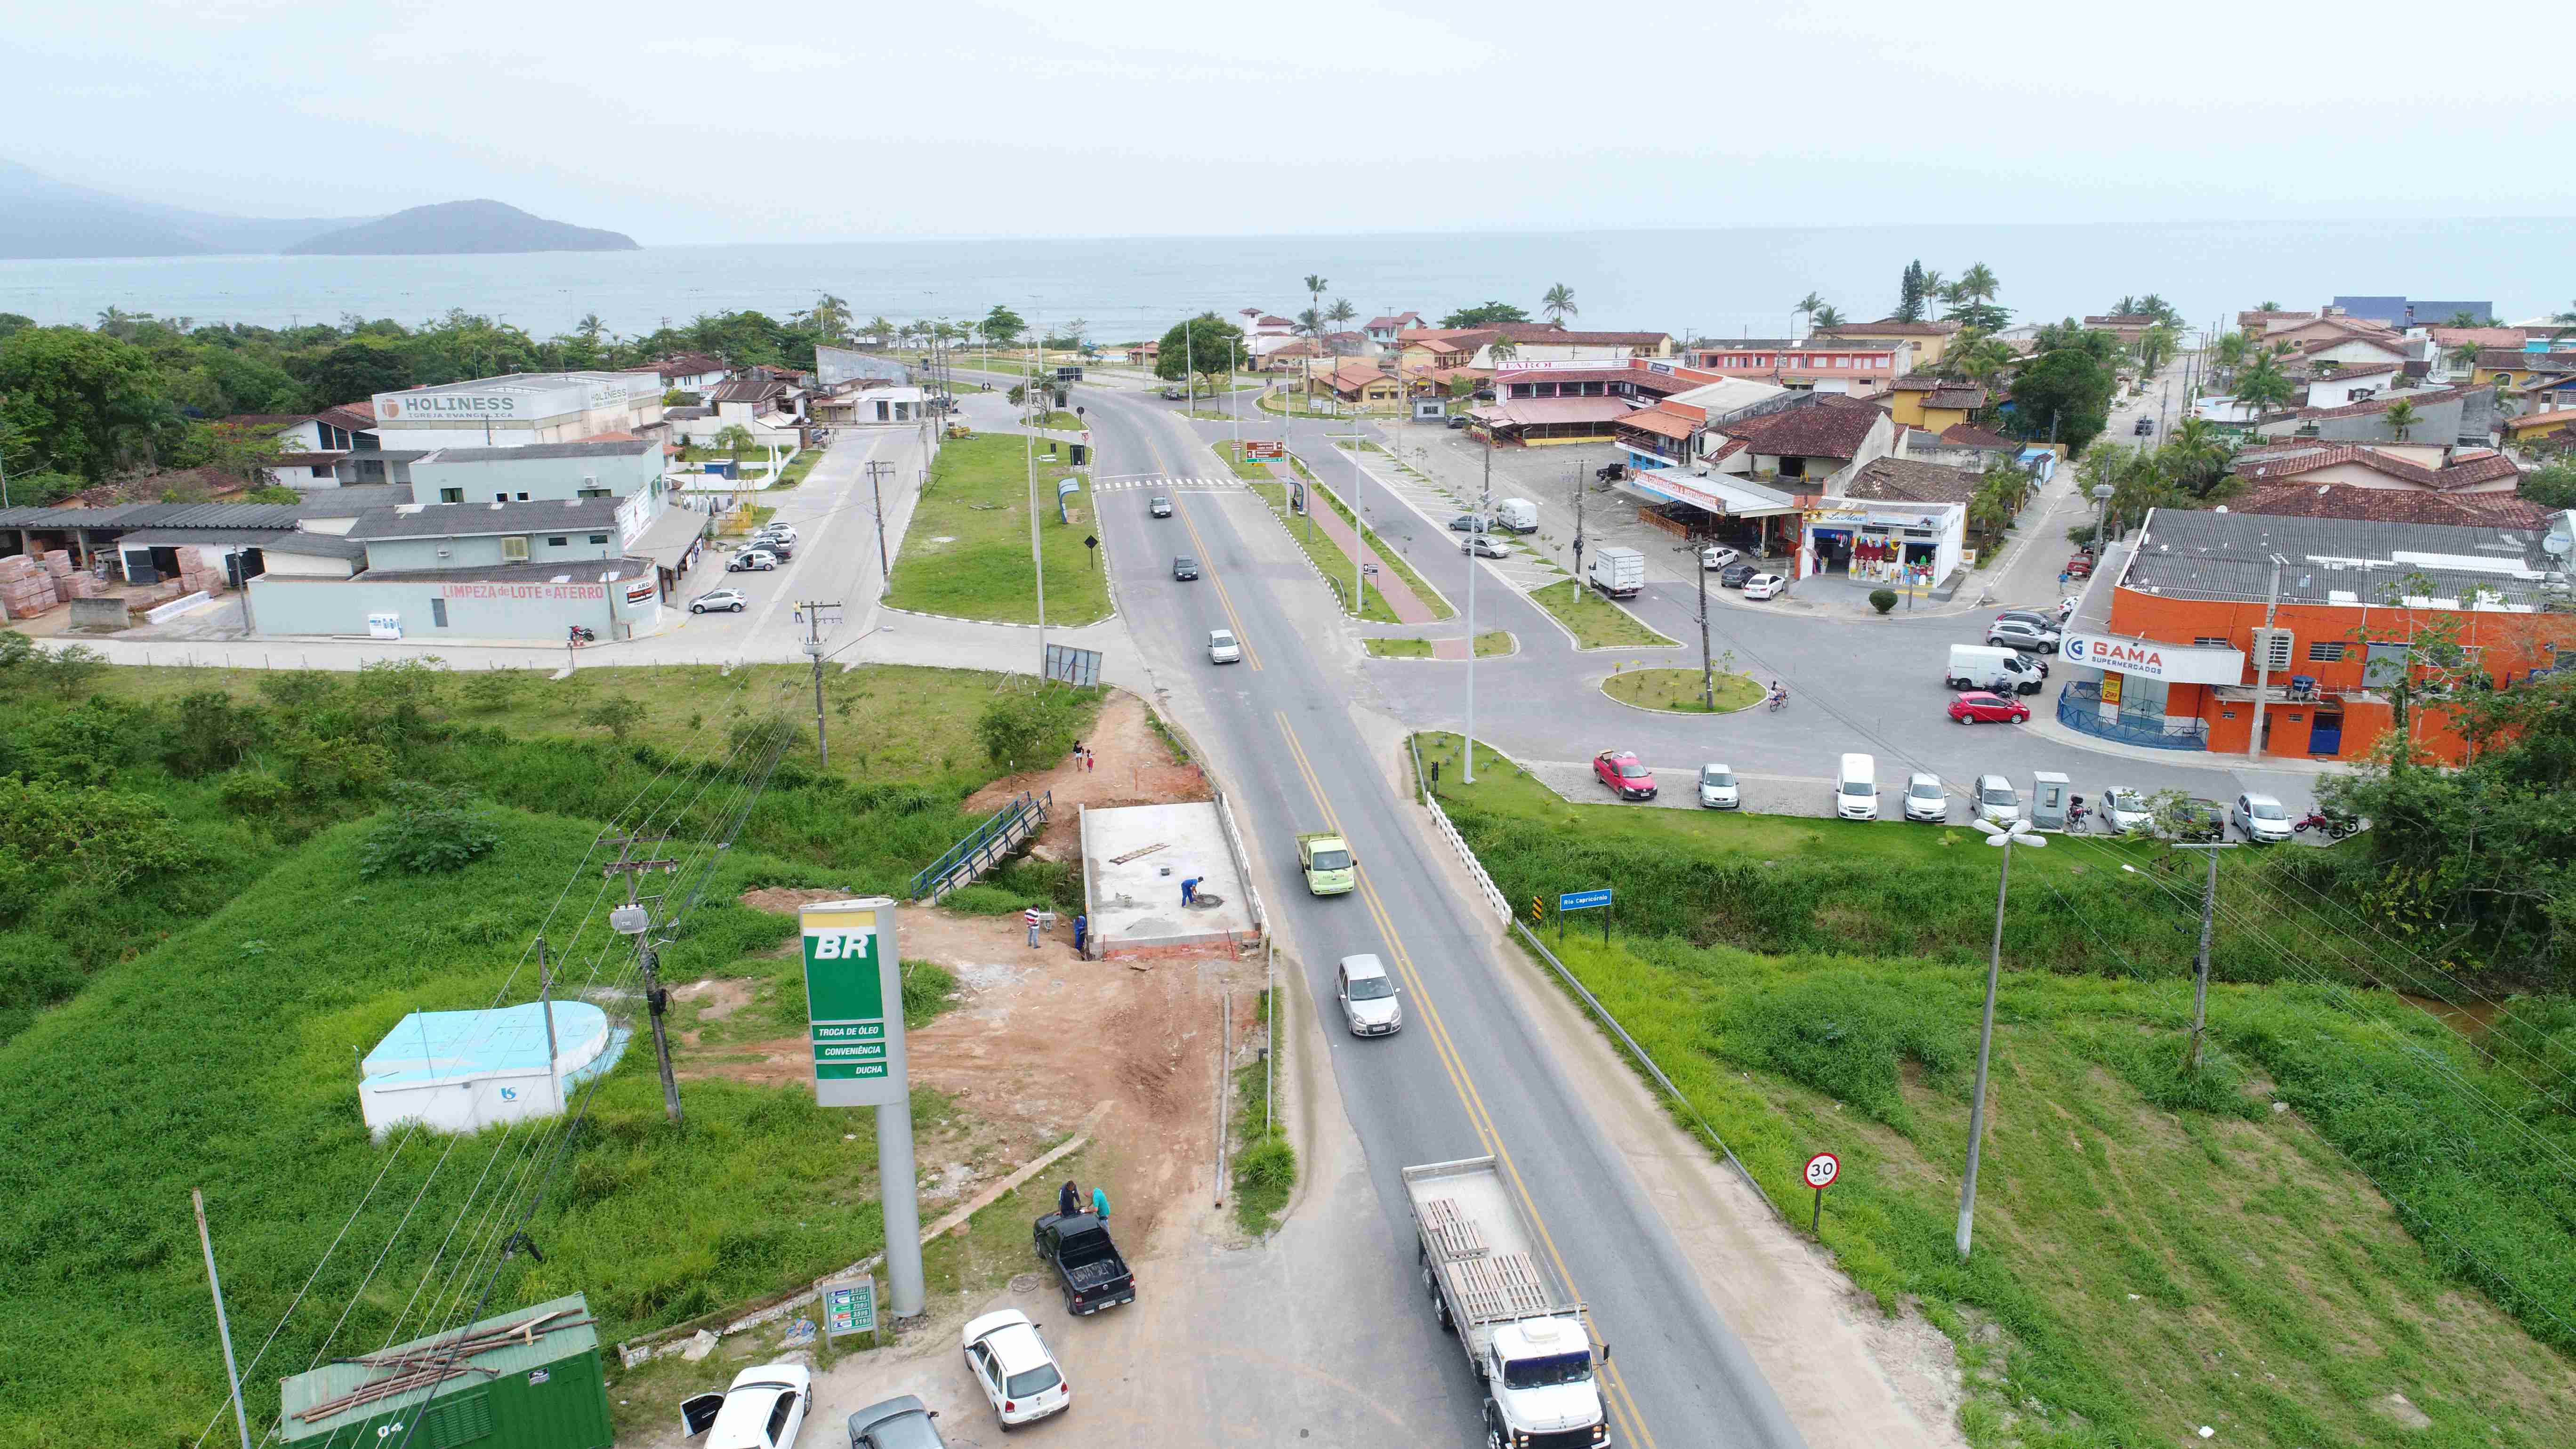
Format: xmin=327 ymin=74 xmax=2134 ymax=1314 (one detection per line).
xmin=371 ymin=371 xmax=666 ymax=450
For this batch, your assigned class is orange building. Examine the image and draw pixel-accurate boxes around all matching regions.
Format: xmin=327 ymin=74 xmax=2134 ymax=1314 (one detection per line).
xmin=2067 ymin=508 xmax=2576 ymax=763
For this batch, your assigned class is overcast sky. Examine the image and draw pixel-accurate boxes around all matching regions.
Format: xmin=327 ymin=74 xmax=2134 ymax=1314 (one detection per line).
xmin=18 ymin=1 xmax=2576 ymax=245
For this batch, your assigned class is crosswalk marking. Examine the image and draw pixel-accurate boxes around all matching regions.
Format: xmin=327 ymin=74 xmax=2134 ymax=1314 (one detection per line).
xmin=1093 ymin=476 xmax=1248 ymax=492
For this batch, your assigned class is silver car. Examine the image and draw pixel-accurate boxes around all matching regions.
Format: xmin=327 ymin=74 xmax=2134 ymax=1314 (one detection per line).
xmin=1902 ymin=772 xmax=1948 ymax=823
xmin=1336 ymin=954 xmax=1402 ymax=1036
xmin=2231 ymin=792 xmax=2293 ymax=843
xmin=1697 ymin=763 xmax=1740 ymax=810
xmin=1207 ymin=628 xmax=1242 ymax=664
xmin=1973 ymin=773 xmax=2021 ymax=826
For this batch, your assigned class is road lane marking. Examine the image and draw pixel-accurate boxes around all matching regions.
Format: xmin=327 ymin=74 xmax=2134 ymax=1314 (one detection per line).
xmin=1275 ymin=714 xmax=1659 ymax=1449
xmin=1126 ymin=414 xmax=1263 ymax=671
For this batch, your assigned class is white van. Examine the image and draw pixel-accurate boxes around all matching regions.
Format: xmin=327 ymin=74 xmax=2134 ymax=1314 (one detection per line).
xmin=1495 ymin=498 xmax=1539 ymax=533
xmin=1835 ymin=753 xmax=1879 ymax=821
xmin=1946 ymin=644 xmax=2042 ymax=694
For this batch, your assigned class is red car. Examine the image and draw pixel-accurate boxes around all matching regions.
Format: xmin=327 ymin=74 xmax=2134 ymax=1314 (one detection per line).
xmin=2064 ymin=553 xmax=2095 ymax=579
xmin=1593 ymin=750 xmax=1658 ymax=800
xmin=1948 ymin=691 xmax=2030 ymax=725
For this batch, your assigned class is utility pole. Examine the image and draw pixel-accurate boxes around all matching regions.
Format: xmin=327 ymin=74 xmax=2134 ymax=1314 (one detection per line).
xmin=2246 ymin=553 xmax=2286 ymax=761
xmin=797 ymin=601 xmax=843 ymax=765
xmin=864 ymin=461 xmax=894 ymax=590
xmin=1026 ymin=312 xmax=1049 ymax=679
xmin=1570 ymin=460 xmax=1587 ymax=584
xmin=602 ymin=834 xmax=683 ymax=1125
xmin=537 ymin=935 xmax=561 ymax=1112
xmin=2178 ymin=841 xmax=2238 ymax=1071
xmin=1465 ymin=431 xmax=1491 ymax=783
xmin=1676 ymin=541 xmax=1714 ymax=708
xmin=193 ymin=1190 xmax=252 ymax=1449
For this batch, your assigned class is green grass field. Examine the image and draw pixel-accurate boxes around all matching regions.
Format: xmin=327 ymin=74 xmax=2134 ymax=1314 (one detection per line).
xmin=1415 ymin=733 xmax=2576 ymax=1449
xmin=1364 ymin=631 xmax=1513 ymax=658
xmin=1527 ymin=580 xmax=1677 ymax=649
xmin=886 ymin=431 xmax=1111 ymax=624
xmin=0 ymin=661 xmax=1105 ymax=1446
xmin=1602 ymin=666 xmax=1762 ymax=712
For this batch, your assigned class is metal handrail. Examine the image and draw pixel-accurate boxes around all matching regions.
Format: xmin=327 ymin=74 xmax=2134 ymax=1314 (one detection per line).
xmin=2054 ymin=683 xmax=2210 ymax=750
xmin=910 ymin=789 xmax=1051 ymax=901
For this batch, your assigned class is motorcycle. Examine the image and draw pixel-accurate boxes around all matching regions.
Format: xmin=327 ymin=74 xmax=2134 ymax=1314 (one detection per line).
xmin=2068 ymin=797 xmax=2091 ymax=830
xmin=567 ymin=625 xmax=597 ymax=646
xmin=2293 ymin=809 xmax=2359 ymax=841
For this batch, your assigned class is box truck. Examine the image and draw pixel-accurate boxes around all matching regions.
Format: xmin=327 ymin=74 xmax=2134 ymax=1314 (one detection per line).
xmin=1586 ymin=547 xmax=1643 ymax=599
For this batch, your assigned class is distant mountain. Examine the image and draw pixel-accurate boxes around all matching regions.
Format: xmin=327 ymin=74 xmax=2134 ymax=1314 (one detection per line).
xmin=0 ymin=159 xmax=369 ymax=259
xmin=287 ymin=200 xmax=639 ymax=257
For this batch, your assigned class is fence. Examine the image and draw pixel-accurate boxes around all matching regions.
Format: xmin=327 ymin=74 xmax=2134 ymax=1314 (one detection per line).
xmin=2055 ymin=681 xmax=2211 ymax=750
xmin=909 ymin=789 xmax=1051 ymax=902
xmin=1408 ymin=737 xmax=1507 ymax=921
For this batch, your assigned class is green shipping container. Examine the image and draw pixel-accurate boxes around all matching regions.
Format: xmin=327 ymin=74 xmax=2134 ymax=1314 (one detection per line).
xmin=278 ymin=1293 xmax=613 ymax=1449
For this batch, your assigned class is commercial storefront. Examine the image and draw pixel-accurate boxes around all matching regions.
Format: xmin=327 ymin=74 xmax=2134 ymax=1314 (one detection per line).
xmin=247 ymin=557 xmax=666 ymax=643
xmin=371 ymin=372 xmax=664 ymax=450
xmin=1798 ymin=501 xmax=1963 ymax=587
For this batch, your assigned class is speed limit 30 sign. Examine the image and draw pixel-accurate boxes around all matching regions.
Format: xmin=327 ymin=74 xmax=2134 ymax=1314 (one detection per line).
xmin=1803 ymin=1152 xmax=1839 ymax=1234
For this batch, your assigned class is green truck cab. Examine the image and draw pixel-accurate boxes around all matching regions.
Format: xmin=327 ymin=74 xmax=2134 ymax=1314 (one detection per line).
xmin=1297 ymin=832 xmax=1356 ymax=895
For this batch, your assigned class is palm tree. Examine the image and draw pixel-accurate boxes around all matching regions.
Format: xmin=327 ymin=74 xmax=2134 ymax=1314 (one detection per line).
xmin=2446 ymin=309 xmax=2482 ymax=327
xmin=1541 ymin=283 xmax=1578 ymax=325
xmin=2112 ymin=295 xmax=2141 ymax=317
xmin=1794 ymin=291 xmax=1825 ymax=335
xmin=1918 ymin=269 xmax=1948 ymax=304
xmin=866 ymin=315 xmax=895 ymax=346
xmin=2446 ymin=339 xmax=2482 ymax=380
xmin=2160 ymin=417 xmax=2231 ymax=497
xmin=1956 ymin=264 xmax=2000 ymax=306
xmin=1304 ymin=274 xmax=1329 ymax=343
xmin=1296 ymin=306 xmax=1324 ymax=339
xmin=2256 ymin=300 xmax=2283 ymax=312
xmin=713 ymin=423 xmax=756 ymax=459
xmin=2212 ymin=330 xmax=2252 ymax=383
xmin=1811 ymin=304 xmax=1845 ymax=328
xmin=1326 ymin=298 xmax=1357 ymax=354
xmin=1486 ymin=334 xmax=1520 ymax=368
xmin=2234 ymin=353 xmax=2295 ymax=415
xmin=2550 ymin=300 xmax=2576 ymax=340
xmin=2385 ymin=399 xmax=2419 ymax=442
xmin=1943 ymin=334 xmax=2016 ymax=384
xmin=1968 ymin=460 xmax=2029 ymax=544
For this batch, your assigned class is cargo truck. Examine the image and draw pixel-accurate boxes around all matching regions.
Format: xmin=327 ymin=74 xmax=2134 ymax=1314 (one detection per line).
xmin=1585 ymin=547 xmax=1643 ymax=599
xmin=1297 ymin=831 xmax=1355 ymax=895
xmin=1403 ymin=1157 xmax=1610 ymax=1449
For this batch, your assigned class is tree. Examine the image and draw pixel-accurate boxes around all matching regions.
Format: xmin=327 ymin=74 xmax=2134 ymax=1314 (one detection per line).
xmin=1811 ymin=304 xmax=1845 ymax=328
xmin=2136 ymin=323 xmax=2181 ymax=376
xmin=306 ymin=338 xmax=412 ymax=403
xmin=2447 ymin=339 xmax=2483 ymax=378
xmin=796 ymin=292 xmax=852 ymax=343
xmin=1967 ymin=459 xmax=2029 ymax=543
xmin=1941 ymin=334 xmax=2017 ymax=384
xmin=1303 ymin=274 xmax=1328 ymax=347
xmin=1326 ymin=298 xmax=1357 ymax=354
xmin=982 ymin=305 xmax=1026 ymax=345
xmin=1541 ymin=284 xmax=1578 ymax=325
xmin=1441 ymin=301 xmax=1529 ymax=328
xmin=0 ymin=326 xmax=168 ymax=480
xmin=2004 ymin=348 xmax=2115 ymax=452
xmin=2111 ymin=295 xmax=2141 ymax=317
xmin=1794 ymin=291 xmax=1825 ymax=334
xmin=1895 ymin=260 xmax=1928 ymax=323
xmin=2233 ymin=352 xmax=2296 ymax=415
xmin=713 ymin=423 xmax=756 ymax=457
xmin=2256 ymin=299 xmax=2282 ymax=312
xmin=2520 ymin=461 xmax=2576 ymax=510
xmin=2159 ymin=417 xmax=2233 ymax=498
xmin=1294 ymin=306 xmax=1323 ymax=339
xmin=2384 ymin=399 xmax=2419 ymax=441
xmin=1942 ymin=263 xmax=2008 ymax=332
xmin=866 ymin=315 xmax=896 ymax=346
xmin=2446 ymin=309 xmax=2482 ymax=327
xmin=198 ymin=421 xmax=288 ymax=483
xmin=1918 ymin=269 xmax=1948 ymax=306
xmin=1152 ymin=314 xmax=1248 ymax=392
xmin=1486 ymin=334 xmax=1520 ymax=368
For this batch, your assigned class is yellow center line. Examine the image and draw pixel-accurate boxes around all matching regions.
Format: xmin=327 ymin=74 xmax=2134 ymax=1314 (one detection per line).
xmin=1275 ymin=713 xmax=1658 ymax=1449
xmin=1128 ymin=410 xmax=1262 ymax=670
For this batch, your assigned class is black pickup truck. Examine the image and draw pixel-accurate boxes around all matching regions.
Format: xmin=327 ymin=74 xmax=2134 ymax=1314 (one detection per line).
xmin=1031 ymin=1211 xmax=1135 ymax=1315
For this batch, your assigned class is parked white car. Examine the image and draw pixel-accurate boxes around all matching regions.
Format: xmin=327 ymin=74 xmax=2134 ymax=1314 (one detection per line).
xmin=1207 ymin=628 xmax=1242 ymax=664
xmin=1336 ymin=953 xmax=1403 ymax=1035
xmin=1902 ymin=772 xmax=1948 ymax=823
xmin=1741 ymin=572 xmax=1788 ymax=600
xmin=2097 ymin=787 xmax=2154 ymax=834
xmin=689 ymin=588 xmax=748 ymax=614
xmin=1697 ymin=763 xmax=1740 ymax=810
xmin=728 ymin=549 xmax=781 ymax=572
xmin=2232 ymin=792 xmax=2293 ymax=843
xmin=754 ymin=524 xmax=798 ymax=546
xmin=679 ymin=1362 xmax=810 ymax=1449
xmin=1973 ymin=773 xmax=2021 ymax=826
xmin=1699 ymin=544 xmax=1740 ymax=571
xmin=962 ymin=1310 xmax=1071 ymax=1428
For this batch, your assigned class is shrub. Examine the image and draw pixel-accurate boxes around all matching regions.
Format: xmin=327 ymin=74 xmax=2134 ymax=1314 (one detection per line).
xmin=1237 ymin=1137 xmax=1296 ymax=1192
xmin=1868 ymin=588 xmax=1898 ymax=614
xmin=216 ymin=770 xmax=294 ymax=816
xmin=166 ymin=691 xmax=269 ymax=777
xmin=459 ymin=669 xmax=520 ymax=712
xmin=581 ymin=696 xmax=644 ymax=741
xmin=728 ymin=714 xmax=802 ymax=759
xmin=359 ymin=781 xmax=499 ymax=877
xmin=975 ymin=684 xmax=1095 ymax=769
xmin=256 ymin=669 xmax=337 ymax=709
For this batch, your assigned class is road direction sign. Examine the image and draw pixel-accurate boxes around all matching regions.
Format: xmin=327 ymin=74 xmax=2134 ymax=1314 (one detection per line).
xmin=1558 ymin=888 xmax=1612 ymax=911
xmin=1803 ymin=1152 xmax=1840 ymax=1189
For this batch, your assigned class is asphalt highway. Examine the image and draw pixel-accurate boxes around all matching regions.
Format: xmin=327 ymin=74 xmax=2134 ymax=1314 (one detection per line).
xmin=1079 ymin=386 xmax=1809 ymax=1449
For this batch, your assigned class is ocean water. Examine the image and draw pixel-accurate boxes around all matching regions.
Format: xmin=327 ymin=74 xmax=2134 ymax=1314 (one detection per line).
xmin=1 ymin=217 xmax=2566 ymax=343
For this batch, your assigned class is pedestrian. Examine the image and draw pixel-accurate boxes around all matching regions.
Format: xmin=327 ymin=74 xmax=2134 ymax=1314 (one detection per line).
xmin=1072 ymin=911 xmax=1088 ymax=956
xmin=1091 ymin=1184 xmax=1110 ymax=1222
xmin=1181 ymin=876 xmax=1199 ymax=906
xmin=1024 ymin=904 xmax=1042 ymax=949
xmin=1084 ymin=748 xmax=1095 ymax=773
xmin=1070 ymin=739 xmax=1083 ymax=768
xmin=2058 ymin=569 xmax=2071 ymax=587
xmin=1057 ymin=1179 xmax=1080 ymax=1216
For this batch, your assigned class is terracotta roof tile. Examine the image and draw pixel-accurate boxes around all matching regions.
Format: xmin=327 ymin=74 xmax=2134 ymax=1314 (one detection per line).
xmin=2235 ymin=484 xmax=2551 ymax=528
xmin=1718 ymin=394 xmax=1883 ymax=460
xmin=1937 ymin=423 xmax=2019 ymax=451
xmin=1842 ymin=457 xmax=1980 ymax=504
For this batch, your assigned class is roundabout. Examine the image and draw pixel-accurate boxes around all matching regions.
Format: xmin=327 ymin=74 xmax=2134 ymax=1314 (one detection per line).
xmin=1601 ymin=668 xmax=1766 ymax=715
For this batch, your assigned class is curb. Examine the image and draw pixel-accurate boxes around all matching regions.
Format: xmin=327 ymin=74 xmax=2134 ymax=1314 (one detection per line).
xmin=1595 ymin=669 xmax=1765 ymax=717
xmin=880 ymin=604 xmax=1119 ymax=631
xmin=1289 ymin=451 xmax=1458 ymax=621
xmin=1361 ymin=632 xmax=1523 ymax=663
xmin=1522 ymin=580 xmax=1683 ymax=652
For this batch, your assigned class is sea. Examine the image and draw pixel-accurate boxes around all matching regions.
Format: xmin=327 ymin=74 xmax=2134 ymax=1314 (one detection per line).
xmin=2 ymin=217 xmax=2568 ymax=343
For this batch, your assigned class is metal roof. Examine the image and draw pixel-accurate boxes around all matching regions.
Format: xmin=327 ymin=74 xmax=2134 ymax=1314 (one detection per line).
xmin=2126 ymin=507 xmax=2573 ymax=608
xmin=278 ymin=1294 xmax=598 ymax=1439
xmin=347 ymin=497 xmax=626 ymax=541
xmin=288 ymin=486 xmax=410 ymax=517
xmin=361 ymin=555 xmax=654 ymax=584
xmin=417 ymin=438 xmax=660 ymax=465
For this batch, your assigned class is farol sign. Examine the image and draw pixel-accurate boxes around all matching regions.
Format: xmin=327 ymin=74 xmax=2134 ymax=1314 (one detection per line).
xmin=2062 ymin=632 xmax=2245 ymax=685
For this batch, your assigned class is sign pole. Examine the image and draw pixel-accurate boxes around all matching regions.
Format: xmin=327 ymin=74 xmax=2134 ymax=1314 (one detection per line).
xmin=1802 ymin=1151 xmax=1839 ymax=1239
xmin=802 ymin=898 xmax=923 ymax=1320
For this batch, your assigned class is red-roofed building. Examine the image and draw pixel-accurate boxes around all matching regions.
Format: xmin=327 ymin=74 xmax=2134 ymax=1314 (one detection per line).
xmin=2233 ymin=483 xmax=2553 ymax=529
xmin=1362 ymin=311 xmax=1424 ymax=348
xmin=1688 ymin=338 xmax=1913 ymax=397
xmin=2228 ymin=439 xmax=2519 ymax=494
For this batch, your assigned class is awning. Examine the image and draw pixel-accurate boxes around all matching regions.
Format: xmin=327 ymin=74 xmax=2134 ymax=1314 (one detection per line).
xmin=631 ymin=506 xmax=708 ymax=572
xmin=1624 ymin=465 xmax=1801 ymax=519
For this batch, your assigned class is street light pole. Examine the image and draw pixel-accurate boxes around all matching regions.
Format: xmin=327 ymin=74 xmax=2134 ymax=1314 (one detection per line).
xmin=1675 ymin=541 xmax=1714 ymax=708
xmin=1465 ymin=434 xmax=1490 ymax=783
xmin=1957 ymin=815 xmax=2045 ymax=1260
xmin=2247 ymin=554 xmax=2286 ymax=762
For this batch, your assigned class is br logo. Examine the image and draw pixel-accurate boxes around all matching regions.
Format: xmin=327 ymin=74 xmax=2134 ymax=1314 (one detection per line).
xmin=810 ymin=932 xmax=871 ymax=960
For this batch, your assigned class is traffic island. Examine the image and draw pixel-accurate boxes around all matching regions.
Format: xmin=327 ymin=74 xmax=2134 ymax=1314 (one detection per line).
xmin=1526 ymin=580 xmax=1678 ymax=650
xmin=1601 ymin=668 xmax=1764 ymax=714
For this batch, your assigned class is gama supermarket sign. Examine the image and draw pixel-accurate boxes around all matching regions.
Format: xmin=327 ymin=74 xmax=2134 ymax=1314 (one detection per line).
xmin=2062 ymin=632 xmax=2245 ymax=685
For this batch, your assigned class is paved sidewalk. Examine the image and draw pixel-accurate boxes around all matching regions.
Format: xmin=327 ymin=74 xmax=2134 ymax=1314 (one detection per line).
xmin=1296 ymin=464 xmax=1440 ymax=624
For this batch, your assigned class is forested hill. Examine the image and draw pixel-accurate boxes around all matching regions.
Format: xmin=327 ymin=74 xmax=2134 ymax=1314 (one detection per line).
xmin=286 ymin=200 xmax=639 ymax=256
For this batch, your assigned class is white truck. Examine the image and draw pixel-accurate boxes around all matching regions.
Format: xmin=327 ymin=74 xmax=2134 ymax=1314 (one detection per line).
xmin=1945 ymin=643 xmax=2043 ymax=695
xmin=1585 ymin=546 xmax=1643 ymax=599
xmin=1494 ymin=497 xmax=1539 ymax=533
xmin=1404 ymin=1157 xmax=1610 ymax=1449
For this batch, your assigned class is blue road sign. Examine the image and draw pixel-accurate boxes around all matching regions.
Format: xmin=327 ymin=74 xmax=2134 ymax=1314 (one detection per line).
xmin=1558 ymin=888 xmax=1613 ymax=911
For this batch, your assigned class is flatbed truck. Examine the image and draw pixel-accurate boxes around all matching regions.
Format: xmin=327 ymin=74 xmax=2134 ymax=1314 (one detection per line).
xmin=1403 ymin=1156 xmax=1610 ymax=1449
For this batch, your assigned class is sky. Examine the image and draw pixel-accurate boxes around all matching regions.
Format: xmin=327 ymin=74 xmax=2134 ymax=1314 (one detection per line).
xmin=16 ymin=1 xmax=2576 ymax=245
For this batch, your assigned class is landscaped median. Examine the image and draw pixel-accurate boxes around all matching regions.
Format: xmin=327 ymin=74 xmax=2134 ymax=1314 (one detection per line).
xmin=1216 ymin=440 xmax=1455 ymax=623
xmin=1364 ymin=632 xmax=1513 ymax=659
xmin=1409 ymin=732 xmax=2576 ymax=1449
xmin=1526 ymin=579 xmax=1676 ymax=649
xmin=1601 ymin=666 xmax=1762 ymax=712
xmin=887 ymin=431 xmax=1110 ymax=625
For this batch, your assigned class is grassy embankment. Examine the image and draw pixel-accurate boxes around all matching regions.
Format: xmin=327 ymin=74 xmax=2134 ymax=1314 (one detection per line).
xmin=0 ymin=661 xmax=1103 ymax=1446
xmin=886 ymin=431 xmax=1110 ymax=625
xmin=1527 ymin=579 xmax=1677 ymax=649
xmin=1365 ymin=632 xmax=1514 ymax=659
xmin=1413 ymin=732 xmax=2576 ymax=1449
xmin=1602 ymin=666 xmax=1763 ymax=712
